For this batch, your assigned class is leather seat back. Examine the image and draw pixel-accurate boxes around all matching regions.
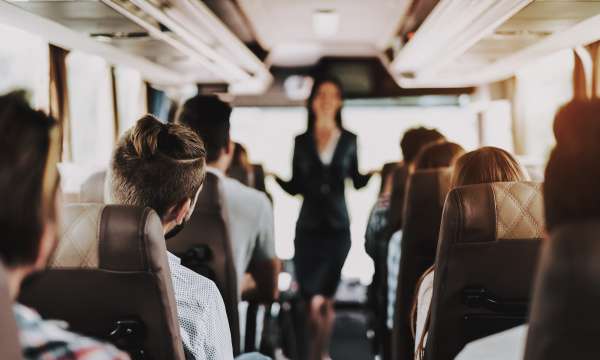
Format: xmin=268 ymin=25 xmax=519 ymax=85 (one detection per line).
xmin=80 ymin=170 xmax=107 ymax=203
xmin=392 ymin=168 xmax=452 ymax=360
xmin=426 ymin=182 xmax=544 ymax=360
xmin=0 ymin=262 xmax=22 ymax=360
xmin=167 ymin=172 xmax=240 ymax=355
xmin=525 ymin=221 xmax=600 ymax=359
xmin=19 ymin=204 xmax=185 ymax=360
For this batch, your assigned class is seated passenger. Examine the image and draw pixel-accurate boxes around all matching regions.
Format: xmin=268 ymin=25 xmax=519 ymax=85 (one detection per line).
xmin=227 ymin=143 xmax=271 ymax=202
xmin=365 ymin=127 xmax=445 ymax=357
xmin=456 ymin=99 xmax=600 ymax=360
xmin=109 ymin=115 xmax=234 ymax=360
xmin=365 ymin=127 xmax=445 ymax=260
xmin=386 ymin=141 xmax=464 ymax=329
xmin=178 ymin=95 xmax=279 ymax=302
xmin=0 ymin=91 xmax=129 ymax=359
xmin=412 ymin=146 xmax=527 ymax=359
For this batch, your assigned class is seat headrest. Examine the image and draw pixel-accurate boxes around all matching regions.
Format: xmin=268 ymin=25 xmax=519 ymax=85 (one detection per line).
xmin=525 ymin=220 xmax=600 ymax=359
xmin=405 ymin=168 xmax=453 ymax=209
xmin=80 ymin=171 xmax=107 ymax=203
xmin=198 ymin=172 xmax=223 ymax=210
xmin=443 ymin=181 xmax=545 ymax=243
xmin=51 ymin=203 xmax=165 ymax=272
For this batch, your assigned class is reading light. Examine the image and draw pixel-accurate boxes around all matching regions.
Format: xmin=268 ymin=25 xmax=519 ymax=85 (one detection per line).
xmin=313 ymin=10 xmax=340 ymax=39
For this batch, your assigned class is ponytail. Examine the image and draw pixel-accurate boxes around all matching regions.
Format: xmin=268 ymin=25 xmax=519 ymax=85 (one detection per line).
xmin=130 ymin=114 xmax=163 ymax=158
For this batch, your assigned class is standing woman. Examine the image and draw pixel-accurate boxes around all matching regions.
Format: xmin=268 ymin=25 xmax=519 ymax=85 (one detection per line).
xmin=274 ymin=76 xmax=373 ymax=360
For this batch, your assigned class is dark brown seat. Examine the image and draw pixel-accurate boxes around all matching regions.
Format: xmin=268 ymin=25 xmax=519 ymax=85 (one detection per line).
xmin=392 ymin=168 xmax=452 ymax=360
xmin=80 ymin=170 xmax=107 ymax=203
xmin=167 ymin=172 xmax=240 ymax=355
xmin=525 ymin=220 xmax=600 ymax=359
xmin=19 ymin=204 xmax=185 ymax=360
xmin=0 ymin=262 xmax=22 ymax=360
xmin=425 ymin=182 xmax=544 ymax=360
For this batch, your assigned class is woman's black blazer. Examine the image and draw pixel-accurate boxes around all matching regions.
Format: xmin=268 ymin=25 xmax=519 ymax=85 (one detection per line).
xmin=277 ymin=129 xmax=372 ymax=231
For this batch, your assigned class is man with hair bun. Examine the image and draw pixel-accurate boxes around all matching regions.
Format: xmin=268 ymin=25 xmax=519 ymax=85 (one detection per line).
xmin=110 ymin=115 xmax=234 ymax=360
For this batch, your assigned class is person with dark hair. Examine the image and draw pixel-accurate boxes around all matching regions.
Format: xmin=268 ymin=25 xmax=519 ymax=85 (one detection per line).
xmin=414 ymin=141 xmax=466 ymax=170
xmin=386 ymin=127 xmax=445 ymax=252
xmin=178 ymin=95 xmax=279 ymax=304
xmin=456 ymin=99 xmax=600 ymax=360
xmin=109 ymin=115 xmax=235 ymax=360
xmin=386 ymin=141 xmax=464 ymax=333
xmin=364 ymin=128 xmax=445 ymax=358
xmin=400 ymin=127 xmax=445 ymax=168
xmin=0 ymin=91 xmax=129 ymax=359
xmin=272 ymin=76 xmax=374 ymax=360
xmin=414 ymin=146 xmax=527 ymax=360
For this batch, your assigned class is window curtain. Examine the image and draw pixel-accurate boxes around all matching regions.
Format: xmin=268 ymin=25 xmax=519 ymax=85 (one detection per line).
xmin=110 ymin=66 xmax=120 ymax=141
xmin=587 ymin=41 xmax=600 ymax=98
xmin=49 ymin=44 xmax=71 ymax=161
xmin=573 ymin=47 xmax=593 ymax=100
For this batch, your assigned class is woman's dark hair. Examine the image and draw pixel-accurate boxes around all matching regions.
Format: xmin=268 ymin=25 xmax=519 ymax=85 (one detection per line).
xmin=0 ymin=91 xmax=59 ymax=268
xmin=178 ymin=95 xmax=231 ymax=163
xmin=414 ymin=141 xmax=465 ymax=170
xmin=400 ymin=127 xmax=445 ymax=164
xmin=227 ymin=142 xmax=251 ymax=186
xmin=544 ymin=99 xmax=600 ymax=231
xmin=306 ymin=76 xmax=344 ymax=131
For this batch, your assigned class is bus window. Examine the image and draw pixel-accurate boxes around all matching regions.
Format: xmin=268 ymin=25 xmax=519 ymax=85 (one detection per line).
xmin=0 ymin=23 xmax=48 ymax=111
xmin=63 ymin=51 xmax=115 ymax=194
xmin=515 ymin=49 xmax=574 ymax=162
xmin=114 ymin=66 xmax=146 ymax=136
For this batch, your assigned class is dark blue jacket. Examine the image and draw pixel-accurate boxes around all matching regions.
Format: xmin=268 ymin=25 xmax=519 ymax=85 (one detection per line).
xmin=276 ymin=129 xmax=372 ymax=231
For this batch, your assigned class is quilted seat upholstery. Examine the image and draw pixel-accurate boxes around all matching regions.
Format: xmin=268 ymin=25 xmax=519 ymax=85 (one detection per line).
xmin=425 ymin=181 xmax=544 ymax=360
xmin=19 ymin=204 xmax=185 ymax=360
xmin=79 ymin=170 xmax=107 ymax=204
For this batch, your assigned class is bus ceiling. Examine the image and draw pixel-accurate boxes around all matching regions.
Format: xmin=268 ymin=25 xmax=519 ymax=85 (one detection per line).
xmin=2 ymin=0 xmax=600 ymax=98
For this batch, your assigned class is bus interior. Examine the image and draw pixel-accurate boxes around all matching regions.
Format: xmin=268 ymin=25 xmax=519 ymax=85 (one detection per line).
xmin=1 ymin=0 xmax=600 ymax=359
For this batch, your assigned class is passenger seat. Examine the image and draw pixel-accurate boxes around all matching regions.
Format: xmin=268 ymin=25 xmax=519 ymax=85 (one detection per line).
xmin=0 ymin=262 xmax=22 ymax=360
xmin=425 ymin=182 xmax=544 ymax=360
xmin=80 ymin=170 xmax=107 ymax=203
xmin=392 ymin=168 xmax=452 ymax=360
xmin=19 ymin=204 xmax=185 ymax=360
xmin=525 ymin=220 xmax=600 ymax=359
xmin=167 ymin=172 xmax=241 ymax=355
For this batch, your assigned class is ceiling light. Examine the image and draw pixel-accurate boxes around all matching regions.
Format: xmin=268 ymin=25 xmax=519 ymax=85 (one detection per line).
xmin=313 ymin=10 xmax=339 ymax=39
xmin=284 ymin=75 xmax=314 ymax=101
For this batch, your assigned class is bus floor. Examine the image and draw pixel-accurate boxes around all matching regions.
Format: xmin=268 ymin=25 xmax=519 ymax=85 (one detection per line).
xmin=329 ymin=308 xmax=374 ymax=360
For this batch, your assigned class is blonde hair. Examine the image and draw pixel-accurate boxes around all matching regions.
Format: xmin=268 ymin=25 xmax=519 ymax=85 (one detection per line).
xmin=451 ymin=146 xmax=527 ymax=188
